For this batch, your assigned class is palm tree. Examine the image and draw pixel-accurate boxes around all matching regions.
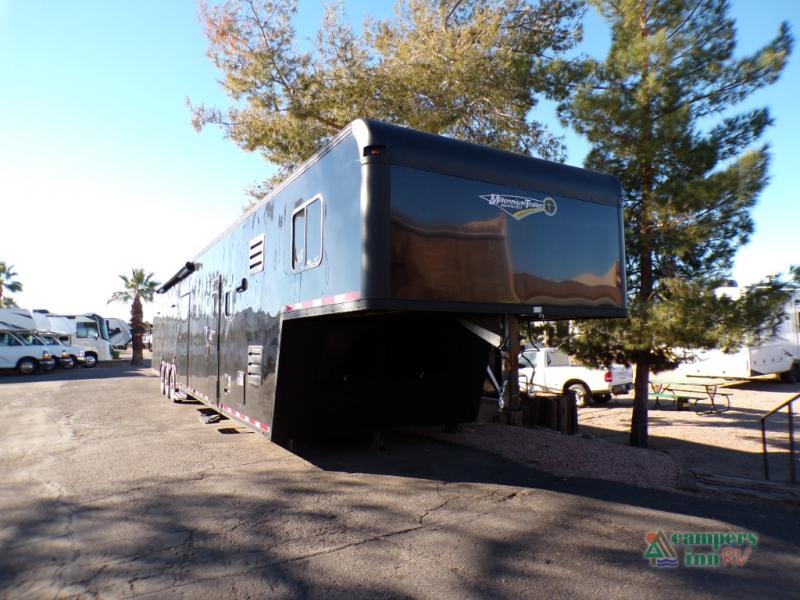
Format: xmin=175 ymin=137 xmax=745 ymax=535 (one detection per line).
xmin=0 ymin=262 xmax=23 ymax=308
xmin=108 ymin=269 xmax=160 ymax=366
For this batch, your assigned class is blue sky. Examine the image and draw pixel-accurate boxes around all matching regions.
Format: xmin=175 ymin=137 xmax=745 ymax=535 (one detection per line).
xmin=0 ymin=0 xmax=797 ymax=321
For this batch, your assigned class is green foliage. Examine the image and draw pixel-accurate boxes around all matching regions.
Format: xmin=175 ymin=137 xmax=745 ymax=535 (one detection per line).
xmin=108 ymin=269 xmax=160 ymax=366
xmin=193 ymin=0 xmax=587 ymax=203
xmin=0 ymin=262 xmax=23 ymax=308
xmin=107 ymin=269 xmax=160 ymax=305
xmin=557 ymin=0 xmax=793 ymax=446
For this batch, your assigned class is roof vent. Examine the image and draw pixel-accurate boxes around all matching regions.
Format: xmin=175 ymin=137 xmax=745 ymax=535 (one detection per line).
xmin=249 ymin=234 xmax=265 ymax=275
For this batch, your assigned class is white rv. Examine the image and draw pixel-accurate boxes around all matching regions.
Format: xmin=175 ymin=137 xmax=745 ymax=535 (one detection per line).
xmin=42 ymin=314 xmax=113 ymax=367
xmin=675 ymin=288 xmax=800 ymax=382
xmin=0 ymin=308 xmax=88 ymax=368
xmin=0 ymin=309 xmax=58 ymax=374
xmin=105 ymin=317 xmax=131 ymax=349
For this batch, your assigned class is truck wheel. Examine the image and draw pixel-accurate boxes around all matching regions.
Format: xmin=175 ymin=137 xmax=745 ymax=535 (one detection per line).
xmin=566 ymin=382 xmax=591 ymax=408
xmin=781 ymin=363 xmax=800 ymax=384
xmin=83 ymin=353 xmax=98 ymax=368
xmin=16 ymin=358 xmax=38 ymax=375
xmin=594 ymin=393 xmax=612 ymax=404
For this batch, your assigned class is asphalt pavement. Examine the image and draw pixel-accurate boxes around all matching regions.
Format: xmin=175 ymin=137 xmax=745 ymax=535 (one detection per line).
xmin=1 ymin=363 xmax=799 ymax=599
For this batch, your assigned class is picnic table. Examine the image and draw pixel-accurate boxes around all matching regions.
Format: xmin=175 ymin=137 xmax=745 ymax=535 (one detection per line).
xmin=648 ymin=377 xmax=741 ymax=414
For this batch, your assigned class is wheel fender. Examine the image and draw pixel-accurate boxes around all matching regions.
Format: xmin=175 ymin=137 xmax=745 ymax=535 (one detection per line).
xmin=562 ymin=379 xmax=589 ymax=394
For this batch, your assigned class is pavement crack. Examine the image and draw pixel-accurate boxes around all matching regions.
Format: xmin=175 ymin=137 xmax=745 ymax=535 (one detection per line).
xmin=418 ymin=498 xmax=453 ymax=525
xmin=129 ymin=524 xmax=426 ymax=598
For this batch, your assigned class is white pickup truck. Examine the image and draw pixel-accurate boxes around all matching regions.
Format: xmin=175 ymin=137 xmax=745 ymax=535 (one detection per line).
xmin=518 ymin=347 xmax=633 ymax=407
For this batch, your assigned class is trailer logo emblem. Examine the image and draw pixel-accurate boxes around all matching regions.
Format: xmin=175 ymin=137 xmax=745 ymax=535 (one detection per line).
xmin=480 ymin=193 xmax=557 ymax=220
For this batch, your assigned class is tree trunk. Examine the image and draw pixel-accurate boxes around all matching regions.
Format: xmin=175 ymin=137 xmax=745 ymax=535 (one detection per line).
xmin=630 ymin=0 xmax=653 ymax=448
xmin=130 ymin=294 xmax=144 ymax=366
xmin=630 ymin=358 xmax=650 ymax=447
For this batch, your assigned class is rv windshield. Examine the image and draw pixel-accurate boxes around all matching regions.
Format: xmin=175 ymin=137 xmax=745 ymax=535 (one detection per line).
xmin=17 ymin=333 xmax=46 ymax=346
xmin=40 ymin=335 xmax=62 ymax=346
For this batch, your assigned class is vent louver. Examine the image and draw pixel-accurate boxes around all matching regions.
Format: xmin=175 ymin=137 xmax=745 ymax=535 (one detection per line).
xmin=249 ymin=234 xmax=265 ymax=275
xmin=247 ymin=345 xmax=263 ymax=386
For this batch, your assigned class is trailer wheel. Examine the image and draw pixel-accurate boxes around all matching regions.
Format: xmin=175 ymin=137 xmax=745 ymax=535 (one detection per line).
xmin=781 ymin=363 xmax=800 ymax=384
xmin=83 ymin=353 xmax=97 ymax=368
xmin=16 ymin=358 xmax=38 ymax=375
xmin=566 ymin=382 xmax=591 ymax=408
xmin=169 ymin=367 xmax=180 ymax=403
xmin=159 ymin=362 xmax=167 ymax=395
xmin=62 ymin=358 xmax=75 ymax=370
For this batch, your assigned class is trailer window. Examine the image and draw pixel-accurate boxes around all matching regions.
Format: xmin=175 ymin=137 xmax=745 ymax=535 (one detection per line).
xmin=306 ymin=199 xmax=322 ymax=265
xmin=293 ymin=211 xmax=305 ymax=267
xmin=292 ymin=195 xmax=323 ymax=271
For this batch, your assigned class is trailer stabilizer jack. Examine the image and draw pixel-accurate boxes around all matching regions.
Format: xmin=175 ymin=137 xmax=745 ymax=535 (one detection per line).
xmin=198 ymin=408 xmax=226 ymax=425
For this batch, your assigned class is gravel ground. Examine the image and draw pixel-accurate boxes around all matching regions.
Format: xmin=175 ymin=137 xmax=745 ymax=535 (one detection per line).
xmin=578 ymin=378 xmax=800 ymax=482
xmin=420 ymin=422 xmax=681 ymax=491
xmin=415 ymin=377 xmax=800 ymax=495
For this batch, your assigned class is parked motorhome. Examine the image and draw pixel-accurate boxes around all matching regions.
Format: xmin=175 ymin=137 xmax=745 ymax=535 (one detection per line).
xmin=0 ymin=308 xmax=88 ymax=368
xmin=0 ymin=327 xmax=56 ymax=374
xmin=38 ymin=334 xmax=86 ymax=368
xmin=674 ymin=288 xmax=800 ymax=382
xmin=32 ymin=311 xmax=112 ymax=367
xmin=154 ymin=119 xmax=626 ymax=441
xmin=106 ymin=317 xmax=132 ymax=349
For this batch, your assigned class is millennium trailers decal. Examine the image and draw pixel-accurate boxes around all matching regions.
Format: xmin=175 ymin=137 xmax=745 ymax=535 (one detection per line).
xmin=480 ymin=193 xmax=557 ymax=220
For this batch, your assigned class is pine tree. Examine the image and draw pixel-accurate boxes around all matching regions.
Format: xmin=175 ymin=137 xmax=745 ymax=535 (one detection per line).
xmin=192 ymin=0 xmax=586 ymax=202
xmin=559 ymin=0 xmax=793 ymax=447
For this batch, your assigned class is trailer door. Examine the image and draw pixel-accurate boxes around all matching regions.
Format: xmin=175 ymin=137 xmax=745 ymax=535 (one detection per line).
xmin=176 ymin=292 xmax=191 ymax=387
xmin=188 ymin=275 xmax=222 ymax=404
xmin=218 ymin=283 xmax=247 ymax=410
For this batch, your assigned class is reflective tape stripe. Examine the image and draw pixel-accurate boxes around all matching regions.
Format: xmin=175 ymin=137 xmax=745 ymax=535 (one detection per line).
xmin=220 ymin=403 xmax=270 ymax=432
xmin=282 ymin=290 xmax=360 ymax=313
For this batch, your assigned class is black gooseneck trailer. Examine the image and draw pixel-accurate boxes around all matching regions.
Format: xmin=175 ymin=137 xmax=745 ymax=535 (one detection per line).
xmin=153 ymin=119 xmax=626 ymax=441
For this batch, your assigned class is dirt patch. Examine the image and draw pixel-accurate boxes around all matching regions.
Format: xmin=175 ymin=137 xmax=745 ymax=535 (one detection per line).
xmin=419 ymin=421 xmax=681 ymax=491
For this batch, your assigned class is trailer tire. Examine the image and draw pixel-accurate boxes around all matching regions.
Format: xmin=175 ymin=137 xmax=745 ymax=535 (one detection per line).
xmin=61 ymin=359 xmax=75 ymax=370
xmin=780 ymin=362 xmax=800 ymax=384
xmin=565 ymin=382 xmax=591 ymax=408
xmin=83 ymin=353 xmax=97 ymax=368
xmin=169 ymin=367 xmax=180 ymax=403
xmin=16 ymin=358 xmax=38 ymax=375
xmin=160 ymin=362 xmax=168 ymax=395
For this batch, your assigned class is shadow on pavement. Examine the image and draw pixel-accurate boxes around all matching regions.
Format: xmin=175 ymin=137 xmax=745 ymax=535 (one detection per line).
xmin=295 ymin=430 xmax=800 ymax=546
xmin=0 ymin=359 xmax=152 ymax=383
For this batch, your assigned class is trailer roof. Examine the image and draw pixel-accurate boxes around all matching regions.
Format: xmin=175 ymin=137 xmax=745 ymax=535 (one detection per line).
xmin=350 ymin=119 xmax=621 ymax=207
xmin=165 ymin=119 xmax=621 ymax=284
